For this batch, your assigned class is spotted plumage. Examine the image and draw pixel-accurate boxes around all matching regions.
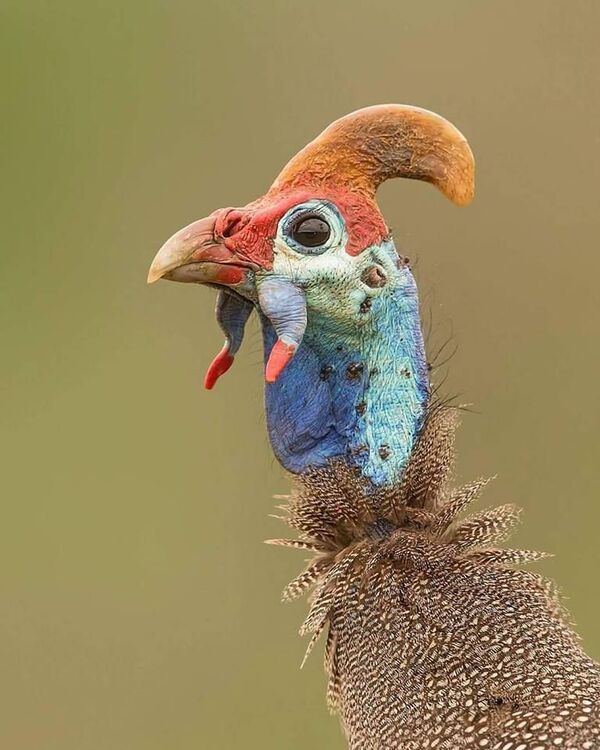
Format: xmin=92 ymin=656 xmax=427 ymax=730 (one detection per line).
xmin=270 ymin=407 xmax=600 ymax=749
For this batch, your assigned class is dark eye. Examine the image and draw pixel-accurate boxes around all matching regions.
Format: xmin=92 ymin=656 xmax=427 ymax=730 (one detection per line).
xmin=289 ymin=214 xmax=331 ymax=248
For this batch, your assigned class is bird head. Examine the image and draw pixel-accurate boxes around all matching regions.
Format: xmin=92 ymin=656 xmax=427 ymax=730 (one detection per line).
xmin=148 ymin=105 xmax=474 ymax=483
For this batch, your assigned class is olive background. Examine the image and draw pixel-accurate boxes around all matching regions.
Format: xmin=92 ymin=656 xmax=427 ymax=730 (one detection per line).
xmin=2 ymin=2 xmax=599 ymax=748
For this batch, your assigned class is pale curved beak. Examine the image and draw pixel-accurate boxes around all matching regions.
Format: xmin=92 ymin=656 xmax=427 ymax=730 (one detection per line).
xmin=147 ymin=215 xmax=250 ymax=286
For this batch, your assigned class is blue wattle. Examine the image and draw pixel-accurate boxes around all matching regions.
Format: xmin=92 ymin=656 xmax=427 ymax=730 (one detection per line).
xmin=261 ymin=246 xmax=429 ymax=486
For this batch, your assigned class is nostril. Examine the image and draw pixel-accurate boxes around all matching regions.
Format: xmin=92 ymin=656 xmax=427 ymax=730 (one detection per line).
xmin=217 ymin=209 xmax=248 ymax=239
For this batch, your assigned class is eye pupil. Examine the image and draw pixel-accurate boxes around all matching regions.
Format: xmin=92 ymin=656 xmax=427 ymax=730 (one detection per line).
xmin=290 ymin=215 xmax=331 ymax=248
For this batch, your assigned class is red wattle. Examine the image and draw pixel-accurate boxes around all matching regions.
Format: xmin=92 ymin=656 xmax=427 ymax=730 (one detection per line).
xmin=265 ymin=339 xmax=297 ymax=384
xmin=204 ymin=346 xmax=235 ymax=390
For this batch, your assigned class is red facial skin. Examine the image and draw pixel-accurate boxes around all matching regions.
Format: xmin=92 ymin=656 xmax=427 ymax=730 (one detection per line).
xmin=213 ymin=186 xmax=389 ymax=270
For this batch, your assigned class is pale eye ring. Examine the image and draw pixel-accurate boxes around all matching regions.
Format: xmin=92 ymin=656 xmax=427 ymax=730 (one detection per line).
xmin=289 ymin=214 xmax=331 ymax=248
xmin=279 ymin=200 xmax=345 ymax=255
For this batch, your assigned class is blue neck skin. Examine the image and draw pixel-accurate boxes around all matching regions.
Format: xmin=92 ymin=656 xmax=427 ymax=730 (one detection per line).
xmin=261 ymin=251 xmax=429 ymax=486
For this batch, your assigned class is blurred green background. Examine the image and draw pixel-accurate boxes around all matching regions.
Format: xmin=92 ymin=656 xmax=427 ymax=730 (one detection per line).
xmin=1 ymin=1 xmax=599 ymax=748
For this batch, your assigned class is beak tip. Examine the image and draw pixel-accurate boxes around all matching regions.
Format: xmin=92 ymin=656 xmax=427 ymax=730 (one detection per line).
xmin=147 ymin=265 xmax=163 ymax=285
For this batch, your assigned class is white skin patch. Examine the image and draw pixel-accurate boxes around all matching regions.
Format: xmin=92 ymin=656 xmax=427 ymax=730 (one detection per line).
xmin=269 ymin=199 xmax=390 ymax=327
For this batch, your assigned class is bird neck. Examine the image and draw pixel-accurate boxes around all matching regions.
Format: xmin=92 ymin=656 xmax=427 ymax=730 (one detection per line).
xmin=261 ymin=263 xmax=429 ymax=486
